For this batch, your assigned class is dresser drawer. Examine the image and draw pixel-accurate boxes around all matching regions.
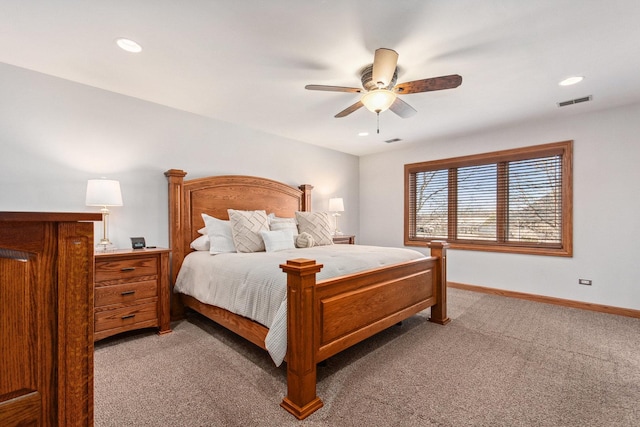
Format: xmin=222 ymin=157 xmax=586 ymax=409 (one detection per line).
xmin=95 ymin=256 xmax=158 ymax=282
xmin=94 ymin=301 xmax=158 ymax=333
xmin=95 ymin=279 xmax=158 ymax=307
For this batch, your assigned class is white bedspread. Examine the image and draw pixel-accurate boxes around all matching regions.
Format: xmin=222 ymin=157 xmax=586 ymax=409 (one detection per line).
xmin=174 ymin=244 xmax=425 ymax=366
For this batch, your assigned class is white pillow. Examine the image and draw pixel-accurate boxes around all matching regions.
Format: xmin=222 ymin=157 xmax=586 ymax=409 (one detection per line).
xmin=295 ymin=211 xmax=334 ymax=246
xmin=190 ymin=234 xmax=210 ymax=251
xmin=269 ymin=217 xmax=298 ymax=234
xmin=260 ymin=229 xmax=296 ymax=252
xmin=228 ymin=209 xmax=269 ymax=253
xmin=201 ymin=213 xmax=236 ymax=254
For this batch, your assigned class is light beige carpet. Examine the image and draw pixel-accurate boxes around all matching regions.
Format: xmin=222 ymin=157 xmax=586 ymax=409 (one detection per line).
xmin=94 ymin=288 xmax=640 ymax=426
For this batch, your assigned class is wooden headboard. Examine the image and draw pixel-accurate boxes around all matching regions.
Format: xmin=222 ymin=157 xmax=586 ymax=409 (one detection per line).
xmin=165 ymin=169 xmax=313 ymax=287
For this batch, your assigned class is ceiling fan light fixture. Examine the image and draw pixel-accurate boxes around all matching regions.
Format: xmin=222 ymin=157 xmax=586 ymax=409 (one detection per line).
xmin=361 ymin=89 xmax=396 ymax=113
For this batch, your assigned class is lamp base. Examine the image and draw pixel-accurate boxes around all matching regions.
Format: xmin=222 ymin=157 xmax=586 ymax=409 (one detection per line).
xmin=95 ymin=241 xmax=117 ymax=252
xmin=332 ymin=212 xmax=343 ymax=236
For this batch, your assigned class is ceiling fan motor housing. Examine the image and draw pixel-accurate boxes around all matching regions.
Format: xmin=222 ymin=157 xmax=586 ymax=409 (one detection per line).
xmin=361 ymin=65 xmax=398 ymax=91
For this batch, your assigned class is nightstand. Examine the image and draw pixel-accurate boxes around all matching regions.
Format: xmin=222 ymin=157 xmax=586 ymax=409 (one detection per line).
xmin=94 ymin=248 xmax=171 ymax=341
xmin=333 ymin=234 xmax=355 ymax=244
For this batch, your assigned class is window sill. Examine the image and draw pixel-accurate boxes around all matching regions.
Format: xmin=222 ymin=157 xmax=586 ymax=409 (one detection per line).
xmin=405 ymin=239 xmax=572 ymax=257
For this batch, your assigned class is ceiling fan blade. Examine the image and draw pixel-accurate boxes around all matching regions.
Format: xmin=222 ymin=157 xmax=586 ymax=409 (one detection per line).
xmin=389 ymin=97 xmax=417 ymax=118
xmin=335 ymin=101 xmax=364 ymax=118
xmin=372 ymin=48 xmax=398 ymax=88
xmin=394 ymin=74 xmax=462 ymax=94
xmin=305 ymin=84 xmax=362 ymax=93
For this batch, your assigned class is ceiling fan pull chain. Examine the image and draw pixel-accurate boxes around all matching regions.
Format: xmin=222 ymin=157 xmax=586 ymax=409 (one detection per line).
xmin=376 ymin=111 xmax=380 ymax=134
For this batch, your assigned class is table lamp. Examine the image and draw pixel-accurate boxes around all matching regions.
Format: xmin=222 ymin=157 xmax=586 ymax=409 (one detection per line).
xmin=86 ymin=178 xmax=123 ymax=251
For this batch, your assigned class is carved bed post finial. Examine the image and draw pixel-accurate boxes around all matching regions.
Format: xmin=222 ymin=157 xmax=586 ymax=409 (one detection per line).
xmin=279 ymin=258 xmax=324 ymax=419
xmin=427 ymin=240 xmax=451 ymax=325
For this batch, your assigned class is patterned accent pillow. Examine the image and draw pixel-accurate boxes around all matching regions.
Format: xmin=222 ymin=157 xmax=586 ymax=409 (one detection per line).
xmin=228 ymin=209 xmax=269 ymax=253
xmin=295 ymin=231 xmax=315 ymax=248
xmin=295 ymin=211 xmax=334 ymax=246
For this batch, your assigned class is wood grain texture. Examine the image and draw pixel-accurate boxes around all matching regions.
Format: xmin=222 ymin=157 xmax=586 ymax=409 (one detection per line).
xmin=165 ymin=171 xmax=449 ymax=420
xmin=394 ymin=74 xmax=462 ymax=94
xmin=94 ymin=248 xmax=171 ymax=341
xmin=280 ymin=259 xmax=324 ymax=419
xmin=0 ymin=213 xmax=98 ymax=427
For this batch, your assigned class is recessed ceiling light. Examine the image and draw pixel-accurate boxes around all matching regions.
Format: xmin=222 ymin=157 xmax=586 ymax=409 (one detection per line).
xmin=358 ymin=132 xmax=369 ymax=137
xmin=559 ymin=76 xmax=584 ymax=86
xmin=116 ymin=38 xmax=142 ymax=53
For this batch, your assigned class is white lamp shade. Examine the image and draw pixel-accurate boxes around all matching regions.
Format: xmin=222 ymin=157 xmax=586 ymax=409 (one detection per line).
xmin=86 ymin=179 xmax=123 ymax=207
xmin=361 ymin=89 xmax=397 ymax=113
xmin=328 ymin=198 xmax=344 ymax=212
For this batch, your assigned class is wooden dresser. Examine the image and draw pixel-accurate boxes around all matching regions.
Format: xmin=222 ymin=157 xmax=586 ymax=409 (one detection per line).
xmin=0 ymin=211 xmax=100 ymax=427
xmin=94 ymin=248 xmax=171 ymax=341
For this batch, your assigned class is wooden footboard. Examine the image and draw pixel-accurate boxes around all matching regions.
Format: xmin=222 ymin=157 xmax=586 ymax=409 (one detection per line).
xmin=280 ymin=241 xmax=449 ymax=419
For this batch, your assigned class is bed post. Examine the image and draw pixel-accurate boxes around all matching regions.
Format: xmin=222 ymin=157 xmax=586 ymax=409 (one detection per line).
xmin=165 ymin=169 xmax=187 ymax=319
xmin=299 ymin=184 xmax=313 ymax=211
xmin=279 ymin=258 xmax=324 ymax=420
xmin=427 ymin=241 xmax=451 ymax=325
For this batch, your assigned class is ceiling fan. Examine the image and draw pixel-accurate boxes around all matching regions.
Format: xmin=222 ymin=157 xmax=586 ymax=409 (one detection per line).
xmin=305 ymin=48 xmax=462 ymax=126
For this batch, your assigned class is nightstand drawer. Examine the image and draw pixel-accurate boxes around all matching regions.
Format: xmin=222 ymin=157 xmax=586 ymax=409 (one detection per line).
xmin=94 ymin=301 xmax=158 ymax=333
xmin=95 ymin=257 xmax=158 ymax=282
xmin=95 ymin=280 xmax=158 ymax=307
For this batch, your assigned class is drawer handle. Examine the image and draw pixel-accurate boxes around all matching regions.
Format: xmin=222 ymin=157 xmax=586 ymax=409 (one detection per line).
xmin=121 ymin=314 xmax=135 ymax=320
xmin=121 ymin=267 xmax=136 ymax=272
xmin=121 ymin=290 xmax=136 ymax=296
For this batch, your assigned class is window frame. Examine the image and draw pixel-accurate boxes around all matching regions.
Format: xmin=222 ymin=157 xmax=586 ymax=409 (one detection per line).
xmin=404 ymin=140 xmax=573 ymax=257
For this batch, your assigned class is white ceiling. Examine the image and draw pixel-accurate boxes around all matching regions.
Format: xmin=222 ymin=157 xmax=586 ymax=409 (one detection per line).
xmin=2 ymin=0 xmax=640 ymax=156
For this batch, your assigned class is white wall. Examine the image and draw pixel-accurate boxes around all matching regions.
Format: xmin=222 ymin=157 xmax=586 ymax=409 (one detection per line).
xmin=4 ymin=61 xmax=637 ymax=311
xmin=360 ymin=102 xmax=640 ymax=311
xmin=0 ymin=63 xmax=359 ymax=248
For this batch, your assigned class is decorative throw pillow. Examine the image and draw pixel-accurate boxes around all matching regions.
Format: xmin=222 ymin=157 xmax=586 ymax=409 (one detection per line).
xmin=189 ymin=234 xmax=210 ymax=251
xmin=201 ymin=213 xmax=236 ymax=254
xmin=228 ymin=209 xmax=269 ymax=253
xmin=295 ymin=231 xmax=315 ymax=248
xmin=260 ymin=229 xmax=296 ymax=252
xmin=295 ymin=211 xmax=334 ymax=246
xmin=269 ymin=216 xmax=298 ymax=234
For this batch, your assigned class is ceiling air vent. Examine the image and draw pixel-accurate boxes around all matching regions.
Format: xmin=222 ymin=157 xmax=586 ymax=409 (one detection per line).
xmin=557 ymin=95 xmax=592 ymax=107
xmin=384 ymin=138 xmax=402 ymax=143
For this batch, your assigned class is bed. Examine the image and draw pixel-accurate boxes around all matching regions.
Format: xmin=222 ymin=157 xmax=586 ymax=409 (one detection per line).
xmin=165 ymin=170 xmax=450 ymax=420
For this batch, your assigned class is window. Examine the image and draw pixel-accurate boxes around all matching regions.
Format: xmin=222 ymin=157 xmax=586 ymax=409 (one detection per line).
xmin=405 ymin=141 xmax=573 ymax=256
